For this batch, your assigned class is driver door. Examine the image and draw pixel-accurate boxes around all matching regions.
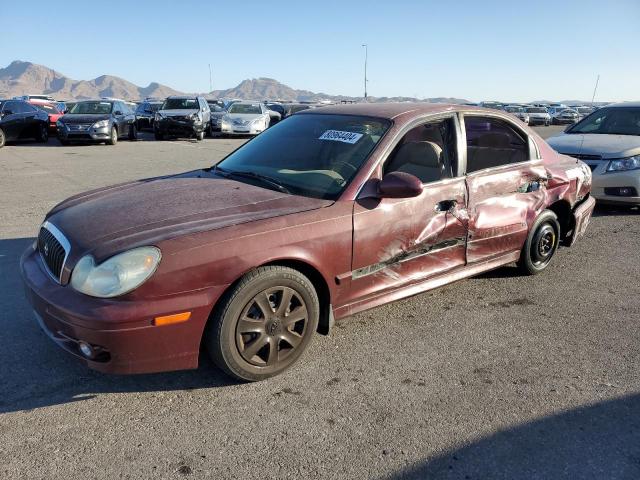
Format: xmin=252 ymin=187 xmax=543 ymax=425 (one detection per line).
xmin=348 ymin=115 xmax=468 ymax=303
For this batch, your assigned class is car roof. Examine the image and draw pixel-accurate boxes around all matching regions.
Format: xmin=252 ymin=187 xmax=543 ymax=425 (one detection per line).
xmin=298 ymin=102 xmax=480 ymax=121
xmin=167 ymin=95 xmax=199 ymax=100
xmin=601 ymin=101 xmax=640 ymax=108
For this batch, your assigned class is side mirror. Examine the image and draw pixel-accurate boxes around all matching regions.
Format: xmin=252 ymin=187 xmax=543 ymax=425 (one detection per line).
xmin=114 ymin=110 xmax=123 ymax=116
xmin=378 ymin=172 xmax=423 ymax=198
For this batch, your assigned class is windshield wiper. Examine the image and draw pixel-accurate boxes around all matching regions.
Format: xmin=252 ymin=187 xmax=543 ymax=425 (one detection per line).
xmin=213 ymin=166 xmax=291 ymax=194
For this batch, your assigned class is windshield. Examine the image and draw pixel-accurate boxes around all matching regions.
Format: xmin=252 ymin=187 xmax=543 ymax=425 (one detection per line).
xmin=526 ymin=107 xmax=547 ymax=113
xmin=208 ymin=103 xmax=225 ymax=112
xmin=69 ymin=101 xmax=113 ymax=114
xmin=229 ymin=103 xmax=261 ymax=114
xmin=567 ymin=107 xmax=640 ymax=136
xmin=162 ymin=98 xmax=199 ymax=110
xmin=215 ymin=114 xmax=391 ymax=200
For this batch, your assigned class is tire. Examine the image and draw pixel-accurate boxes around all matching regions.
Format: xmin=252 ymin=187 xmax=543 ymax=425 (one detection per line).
xmin=154 ymin=131 xmax=164 ymax=141
xmin=107 ymin=126 xmax=118 ymax=145
xmin=35 ymin=123 xmax=49 ymax=143
xmin=58 ymin=138 xmax=69 ymax=146
xmin=205 ymin=266 xmax=320 ymax=381
xmin=0 ymin=127 xmax=5 ymax=148
xmin=517 ymin=210 xmax=561 ymax=275
xmin=128 ymin=124 xmax=137 ymax=141
xmin=196 ymin=130 xmax=204 ymax=141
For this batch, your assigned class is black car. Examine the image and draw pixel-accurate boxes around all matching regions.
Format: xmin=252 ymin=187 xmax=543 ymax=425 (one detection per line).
xmin=154 ymin=96 xmax=211 ymax=141
xmin=0 ymin=99 xmax=49 ymax=148
xmin=135 ymin=101 xmax=163 ymax=131
xmin=282 ymin=103 xmax=314 ymax=119
xmin=56 ymin=100 xmax=137 ymax=145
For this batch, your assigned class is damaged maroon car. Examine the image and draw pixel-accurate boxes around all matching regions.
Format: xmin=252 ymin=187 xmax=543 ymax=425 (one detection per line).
xmin=21 ymin=103 xmax=595 ymax=381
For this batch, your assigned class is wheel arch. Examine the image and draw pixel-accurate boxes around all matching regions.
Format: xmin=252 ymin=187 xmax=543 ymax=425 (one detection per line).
xmin=547 ymin=199 xmax=574 ymax=245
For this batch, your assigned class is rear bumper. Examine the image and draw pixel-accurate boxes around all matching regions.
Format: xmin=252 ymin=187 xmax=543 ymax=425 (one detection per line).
xmin=20 ymin=245 xmax=225 ymax=374
xmin=569 ymin=195 xmax=596 ymax=246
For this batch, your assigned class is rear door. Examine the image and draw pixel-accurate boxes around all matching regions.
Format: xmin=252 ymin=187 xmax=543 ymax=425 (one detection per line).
xmin=461 ymin=113 xmax=547 ymax=264
xmin=22 ymin=102 xmax=39 ymax=137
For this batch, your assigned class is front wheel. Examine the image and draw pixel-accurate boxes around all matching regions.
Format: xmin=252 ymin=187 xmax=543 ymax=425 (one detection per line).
xmin=517 ymin=210 xmax=560 ymax=275
xmin=195 ymin=130 xmax=204 ymax=141
xmin=205 ymin=266 xmax=320 ymax=381
xmin=128 ymin=124 xmax=137 ymax=141
xmin=0 ymin=127 xmax=5 ymax=148
xmin=107 ymin=126 xmax=118 ymax=145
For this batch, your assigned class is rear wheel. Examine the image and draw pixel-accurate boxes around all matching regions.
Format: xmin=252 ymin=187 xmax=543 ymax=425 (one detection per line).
xmin=107 ymin=126 xmax=118 ymax=145
xmin=517 ymin=210 xmax=560 ymax=275
xmin=35 ymin=123 xmax=48 ymax=143
xmin=205 ymin=266 xmax=319 ymax=381
xmin=0 ymin=128 xmax=5 ymax=148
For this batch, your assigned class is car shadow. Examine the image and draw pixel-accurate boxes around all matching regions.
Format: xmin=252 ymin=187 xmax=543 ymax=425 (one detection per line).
xmin=381 ymin=393 xmax=640 ymax=479
xmin=0 ymin=237 xmax=237 ymax=415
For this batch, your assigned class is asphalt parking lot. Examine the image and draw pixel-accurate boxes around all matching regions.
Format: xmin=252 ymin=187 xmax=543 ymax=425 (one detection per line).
xmin=1 ymin=126 xmax=639 ymax=479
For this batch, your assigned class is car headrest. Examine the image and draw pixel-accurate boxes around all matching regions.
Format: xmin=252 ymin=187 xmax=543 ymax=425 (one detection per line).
xmin=392 ymin=141 xmax=442 ymax=168
xmin=476 ymin=132 xmax=511 ymax=148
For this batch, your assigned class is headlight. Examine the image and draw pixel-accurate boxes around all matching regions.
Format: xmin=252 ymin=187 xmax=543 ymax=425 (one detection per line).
xmin=191 ymin=113 xmax=202 ymax=123
xmin=92 ymin=119 xmax=109 ymax=129
xmin=607 ymin=155 xmax=640 ymax=173
xmin=70 ymin=247 xmax=161 ymax=298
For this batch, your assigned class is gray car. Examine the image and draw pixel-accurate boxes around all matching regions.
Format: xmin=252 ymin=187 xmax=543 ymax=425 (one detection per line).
xmin=525 ymin=106 xmax=551 ymax=126
xmin=207 ymin=100 xmax=227 ymax=134
xmin=154 ymin=96 xmax=211 ymax=141
xmin=546 ymin=103 xmax=640 ymax=205
xmin=220 ymin=101 xmax=271 ymax=136
xmin=504 ymin=106 xmax=530 ymax=125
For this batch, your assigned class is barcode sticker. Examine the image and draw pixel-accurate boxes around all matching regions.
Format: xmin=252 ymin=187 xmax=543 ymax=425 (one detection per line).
xmin=319 ymin=130 xmax=363 ymax=144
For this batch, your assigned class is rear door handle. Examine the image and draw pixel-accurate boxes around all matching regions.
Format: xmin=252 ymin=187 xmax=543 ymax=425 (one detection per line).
xmin=435 ymin=199 xmax=457 ymax=212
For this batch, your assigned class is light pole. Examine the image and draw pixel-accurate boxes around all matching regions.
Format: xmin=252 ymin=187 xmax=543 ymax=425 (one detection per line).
xmin=362 ymin=44 xmax=368 ymax=101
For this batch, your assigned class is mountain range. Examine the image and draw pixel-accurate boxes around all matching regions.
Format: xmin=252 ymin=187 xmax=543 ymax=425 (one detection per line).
xmin=0 ymin=60 xmax=614 ymax=105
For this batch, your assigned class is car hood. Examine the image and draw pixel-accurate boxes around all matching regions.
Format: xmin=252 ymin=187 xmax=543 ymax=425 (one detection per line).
xmin=547 ymin=133 xmax=640 ymax=159
xmin=226 ymin=113 xmax=264 ymax=121
xmin=158 ymin=109 xmax=199 ymax=117
xmin=45 ymin=170 xmax=333 ymax=259
xmin=61 ymin=114 xmax=111 ymax=124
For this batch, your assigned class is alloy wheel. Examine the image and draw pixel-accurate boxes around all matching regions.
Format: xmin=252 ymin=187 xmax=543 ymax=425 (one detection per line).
xmin=236 ymin=286 xmax=308 ymax=367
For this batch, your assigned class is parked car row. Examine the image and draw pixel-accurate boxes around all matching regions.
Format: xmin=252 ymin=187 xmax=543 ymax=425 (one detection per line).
xmin=475 ymin=101 xmax=600 ymax=126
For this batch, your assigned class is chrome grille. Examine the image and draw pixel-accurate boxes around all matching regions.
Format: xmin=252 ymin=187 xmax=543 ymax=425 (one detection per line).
xmin=67 ymin=123 xmax=92 ymax=131
xmin=37 ymin=222 xmax=70 ymax=283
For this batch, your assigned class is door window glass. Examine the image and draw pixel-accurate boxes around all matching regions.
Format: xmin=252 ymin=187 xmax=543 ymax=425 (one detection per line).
xmin=384 ymin=117 xmax=458 ymax=183
xmin=464 ymin=116 xmax=528 ymax=172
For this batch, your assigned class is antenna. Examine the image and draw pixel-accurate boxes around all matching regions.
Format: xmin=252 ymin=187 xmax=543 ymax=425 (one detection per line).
xmin=208 ymin=64 xmax=213 ymax=93
xmin=590 ymin=74 xmax=600 ymax=106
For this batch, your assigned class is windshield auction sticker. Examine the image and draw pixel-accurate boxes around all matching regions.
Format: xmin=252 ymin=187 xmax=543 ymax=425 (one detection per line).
xmin=319 ymin=130 xmax=363 ymax=144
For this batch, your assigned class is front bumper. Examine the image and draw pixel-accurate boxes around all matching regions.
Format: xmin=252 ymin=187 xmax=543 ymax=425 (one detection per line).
xmin=58 ymin=125 xmax=110 ymax=142
xmin=155 ymin=118 xmax=204 ymax=137
xmin=529 ymin=117 xmax=549 ymax=125
xmin=220 ymin=124 xmax=264 ymax=135
xmin=20 ymin=245 xmax=224 ymax=374
xmin=589 ymin=164 xmax=640 ymax=205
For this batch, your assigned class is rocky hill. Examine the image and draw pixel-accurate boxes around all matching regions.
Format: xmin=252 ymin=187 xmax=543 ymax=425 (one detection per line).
xmin=0 ymin=60 xmax=183 ymax=100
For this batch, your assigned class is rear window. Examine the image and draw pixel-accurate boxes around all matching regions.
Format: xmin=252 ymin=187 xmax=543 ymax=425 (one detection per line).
xmin=34 ymin=103 xmax=59 ymax=114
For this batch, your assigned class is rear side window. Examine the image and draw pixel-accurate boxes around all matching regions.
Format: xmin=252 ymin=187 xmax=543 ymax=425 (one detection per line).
xmin=464 ymin=116 xmax=529 ymax=173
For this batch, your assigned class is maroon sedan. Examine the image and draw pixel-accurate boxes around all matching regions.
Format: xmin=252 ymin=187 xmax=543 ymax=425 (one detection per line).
xmin=21 ymin=103 xmax=595 ymax=381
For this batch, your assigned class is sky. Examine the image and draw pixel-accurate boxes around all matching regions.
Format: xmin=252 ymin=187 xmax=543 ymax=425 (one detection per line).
xmin=1 ymin=0 xmax=639 ymax=102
